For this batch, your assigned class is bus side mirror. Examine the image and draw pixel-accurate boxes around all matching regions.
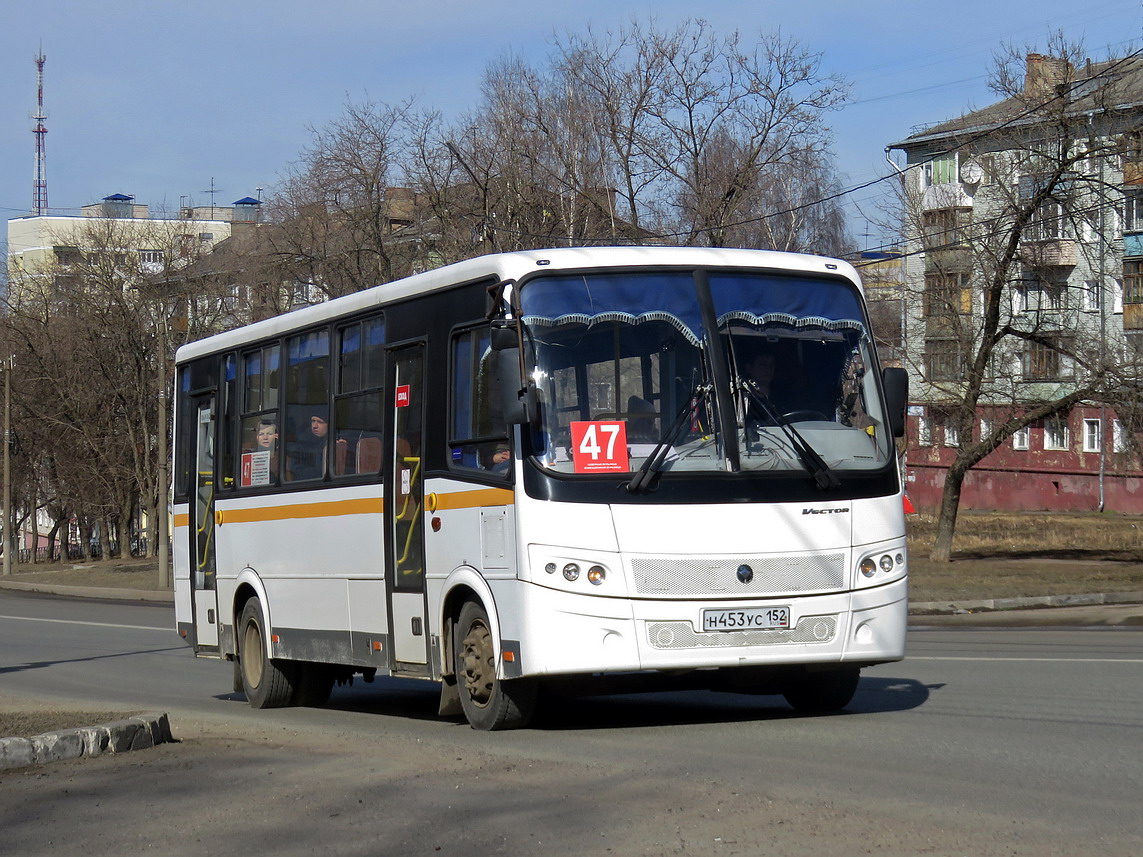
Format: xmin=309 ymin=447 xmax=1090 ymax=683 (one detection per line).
xmin=882 ymin=367 xmax=908 ymax=438
xmin=490 ymin=325 xmax=528 ymax=427
xmin=492 ymin=346 xmax=525 ymax=426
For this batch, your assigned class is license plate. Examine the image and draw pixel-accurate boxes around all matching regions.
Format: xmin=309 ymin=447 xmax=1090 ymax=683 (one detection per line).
xmin=702 ymin=606 xmax=790 ymax=632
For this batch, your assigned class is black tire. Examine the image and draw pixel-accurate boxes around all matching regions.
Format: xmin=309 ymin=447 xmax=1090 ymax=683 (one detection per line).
xmin=238 ymin=596 xmax=296 ymax=708
xmin=455 ymin=600 xmax=537 ymax=731
xmin=292 ymin=663 xmax=335 ymax=707
xmin=782 ymin=666 xmax=861 ymax=714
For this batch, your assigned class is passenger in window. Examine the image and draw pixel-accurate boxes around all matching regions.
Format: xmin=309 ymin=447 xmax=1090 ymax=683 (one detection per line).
xmin=626 ymin=395 xmax=659 ymax=442
xmin=242 ymin=420 xmax=280 ymax=486
xmin=289 ymin=409 xmax=329 ymax=480
xmin=255 ymin=419 xmax=278 ymax=451
xmin=484 ymin=442 xmax=511 ymax=474
xmin=742 ymin=348 xmax=788 ymax=418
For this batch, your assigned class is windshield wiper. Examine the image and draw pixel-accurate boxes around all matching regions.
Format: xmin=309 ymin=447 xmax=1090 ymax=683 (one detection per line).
xmin=741 ymin=381 xmax=841 ymax=490
xmin=626 ymin=385 xmax=710 ymax=494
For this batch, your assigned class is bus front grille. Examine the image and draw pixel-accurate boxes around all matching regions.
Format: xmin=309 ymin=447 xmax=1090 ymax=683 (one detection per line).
xmin=646 ymin=615 xmax=838 ymax=649
xmin=630 ymin=553 xmax=846 ymax=597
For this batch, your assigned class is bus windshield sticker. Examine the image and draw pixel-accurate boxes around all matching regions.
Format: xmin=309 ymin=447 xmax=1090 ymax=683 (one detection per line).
xmin=395 ymin=385 xmax=411 ymax=407
xmin=570 ymin=420 xmax=630 ymax=473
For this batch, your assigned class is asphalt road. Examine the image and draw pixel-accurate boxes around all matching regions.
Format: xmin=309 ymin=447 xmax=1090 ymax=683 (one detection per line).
xmin=1 ymin=589 xmax=1141 ymax=857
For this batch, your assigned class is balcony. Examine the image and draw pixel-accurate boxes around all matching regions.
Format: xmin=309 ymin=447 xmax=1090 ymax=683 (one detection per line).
xmin=1020 ymin=238 xmax=1077 ymax=268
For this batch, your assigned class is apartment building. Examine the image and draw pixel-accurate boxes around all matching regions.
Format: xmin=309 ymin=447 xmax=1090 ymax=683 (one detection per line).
xmin=6 ymin=193 xmax=239 ymax=301
xmin=888 ymin=52 xmax=1143 ymax=513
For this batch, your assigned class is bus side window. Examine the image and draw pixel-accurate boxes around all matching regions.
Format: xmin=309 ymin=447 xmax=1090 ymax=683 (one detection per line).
xmin=333 ymin=316 xmax=385 ymax=477
xmin=450 ymin=326 xmax=509 ymax=474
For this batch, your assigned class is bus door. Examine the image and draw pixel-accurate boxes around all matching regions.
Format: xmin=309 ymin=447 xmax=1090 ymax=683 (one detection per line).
xmin=386 ymin=344 xmax=429 ymax=671
xmin=191 ymin=395 xmax=219 ymax=650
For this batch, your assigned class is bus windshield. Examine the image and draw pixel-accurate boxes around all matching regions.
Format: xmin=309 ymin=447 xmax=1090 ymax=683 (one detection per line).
xmin=519 ymin=268 xmax=893 ymax=479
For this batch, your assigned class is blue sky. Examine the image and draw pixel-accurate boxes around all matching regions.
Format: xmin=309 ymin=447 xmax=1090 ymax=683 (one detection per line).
xmin=2 ymin=0 xmax=1140 ymax=254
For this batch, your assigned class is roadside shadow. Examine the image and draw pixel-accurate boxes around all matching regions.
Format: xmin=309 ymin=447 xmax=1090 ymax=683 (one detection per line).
xmin=531 ymin=676 xmax=934 ymax=731
xmin=273 ymin=674 xmax=937 ymax=731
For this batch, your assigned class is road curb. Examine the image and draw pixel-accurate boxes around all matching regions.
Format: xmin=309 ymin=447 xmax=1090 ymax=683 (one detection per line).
xmin=909 ymin=590 xmax=1143 ymax=615
xmin=0 ymin=578 xmax=174 ymax=602
xmin=0 ymin=712 xmax=173 ymax=772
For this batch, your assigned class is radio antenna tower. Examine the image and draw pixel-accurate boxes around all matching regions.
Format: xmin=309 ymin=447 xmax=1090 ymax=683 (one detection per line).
xmin=32 ymin=49 xmax=48 ymax=215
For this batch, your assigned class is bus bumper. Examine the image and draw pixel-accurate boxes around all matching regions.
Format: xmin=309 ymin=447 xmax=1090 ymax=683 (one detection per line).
xmin=509 ymin=577 xmax=907 ymax=678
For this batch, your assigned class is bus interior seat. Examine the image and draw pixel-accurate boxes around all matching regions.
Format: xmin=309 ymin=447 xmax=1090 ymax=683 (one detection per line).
xmin=357 ymin=436 xmax=382 ymax=473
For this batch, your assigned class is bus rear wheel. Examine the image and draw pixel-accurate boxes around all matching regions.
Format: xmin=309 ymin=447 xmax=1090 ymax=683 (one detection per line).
xmin=455 ymin=601 xmax=536 ymax=731
xmin=782 ymin=666 xmax=861 ymax=714
xmin=239 ymin=596 xmax=296 ymax=708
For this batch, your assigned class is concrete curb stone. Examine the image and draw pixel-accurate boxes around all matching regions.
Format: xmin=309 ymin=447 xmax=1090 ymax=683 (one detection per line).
xmin=910 ymin=590 xmax=1143 ymax=615
xmin=0 ymin=712 xmax=172 ymax=772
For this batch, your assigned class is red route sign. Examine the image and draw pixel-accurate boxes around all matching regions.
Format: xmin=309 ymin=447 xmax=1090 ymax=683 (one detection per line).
xmin=570 ymin=420 xmax=630 ymax=473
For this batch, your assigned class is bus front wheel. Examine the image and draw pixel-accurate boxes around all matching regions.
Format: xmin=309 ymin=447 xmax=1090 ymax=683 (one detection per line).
xmin=782 ymin=666 xmax=861 ymax=714
xmin=238 ymin=596 xmax=296 ymax=708
xmin=455 ymin=601 xmax=537 ymax=730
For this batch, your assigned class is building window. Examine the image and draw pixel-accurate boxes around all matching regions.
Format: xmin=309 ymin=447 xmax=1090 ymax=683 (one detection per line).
xmin=924 ymin=339 xmax=963 ymax=382
xmin=1044 ymin=417 xmax=1070 ymax=451
xmin=1083 ymin=279 xmax=1103 ymax=312
xmin=1023 ymin=338 xmax=1072 ymax=381
xmin=923 ymin=270 xmax=971 ymax=317
xmin=921 ymin=207 xmax=971 ymax=249
xmin=923 ymin=152 xmax=958 ymax=187
xmin=917 ymin=415 xmax=933 ymax=446
xmin=979 ymin=418 xmax=993 ymax=441
xmin=1012 ymin=426 xmax=1030 ymax=450
xmin=1025 ymin=199 xmax=1070 ymax=241
xmin=139 ymin=249 xmax=165 ymax=266
xmin=944 ymin=420 xmax=960 ymax=447
xmin=1015 ymin=276 xmax=1066 ymax=314
xmin=1082 ymin=418 xmax=1102 ymax=453
xmin=1124 ymin=263 xmax=1143 ymax=305
xmin=1125 ymin=189 xmax=1143 ymax=232
xmin=1113 ymin=419 xmax=1129 ymax=453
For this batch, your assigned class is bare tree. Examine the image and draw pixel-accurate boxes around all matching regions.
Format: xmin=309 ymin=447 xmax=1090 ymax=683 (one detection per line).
xmin=4 ymin=216 xmax=219 ymax=562
xmin=429 ymin=19 xmax=851 ymax=253
xmin=265 ymin=98 xmax=427 ymax=297
xmin=890 ymin=35 xmax=1142 ymax=560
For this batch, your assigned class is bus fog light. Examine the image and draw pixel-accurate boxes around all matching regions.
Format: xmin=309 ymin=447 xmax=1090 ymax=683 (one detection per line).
xmin=859 ymin=557 xmax=877 ymax=577
xmin=563 ymin=563 xmax=581 ymax=581
xmin=544 ymin=562 xmax=557 ymax=575
xmin=587 ymin=565 xmax=606 ymax=585
xmin=895 ymin=552 xmax=905 ymax=566
xmin=879 ymin=554 xmax=894 ymax=573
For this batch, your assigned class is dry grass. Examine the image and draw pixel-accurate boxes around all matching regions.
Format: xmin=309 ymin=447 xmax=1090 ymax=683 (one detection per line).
xmin=6 ymin=514 xmax=1143 ymax=604
xmin=908 ymin=511 xmax=1143 ymax=602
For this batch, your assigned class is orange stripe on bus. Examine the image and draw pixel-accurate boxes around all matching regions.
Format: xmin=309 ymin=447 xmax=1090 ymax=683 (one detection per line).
xmin=432 ymin=488 xmax=514 ymax=510
xmin=220 ymin=498 xmax=384 ymax=524
xmin=207 ymin=487 xmax=513 ymax=526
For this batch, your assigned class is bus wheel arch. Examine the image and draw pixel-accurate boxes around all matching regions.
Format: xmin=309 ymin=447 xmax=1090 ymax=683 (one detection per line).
xmin=453 ymin=598 xmax=537 ymax=730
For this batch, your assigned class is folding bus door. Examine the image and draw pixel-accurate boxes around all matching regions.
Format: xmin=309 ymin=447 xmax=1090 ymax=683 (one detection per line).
xmin=386 ymin=344 xmax=429 ymax=671
xmin=190 ymin=395 xmax=219 ymax=650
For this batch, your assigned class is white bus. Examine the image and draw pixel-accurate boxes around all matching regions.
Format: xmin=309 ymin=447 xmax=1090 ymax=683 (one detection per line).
xmin=173 ymin=246 xmax=909 ymax=730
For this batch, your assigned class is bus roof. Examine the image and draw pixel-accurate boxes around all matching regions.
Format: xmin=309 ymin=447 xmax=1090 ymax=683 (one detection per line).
xmin=174 ymin=246 xmax=860 ymax=363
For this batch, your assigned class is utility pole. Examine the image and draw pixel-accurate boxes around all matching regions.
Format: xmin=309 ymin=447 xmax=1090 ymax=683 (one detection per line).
xmin=157 ymin=315 xmax=170 ymax=588
xmin=3 ymin=356 xmax=13 ymax=576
